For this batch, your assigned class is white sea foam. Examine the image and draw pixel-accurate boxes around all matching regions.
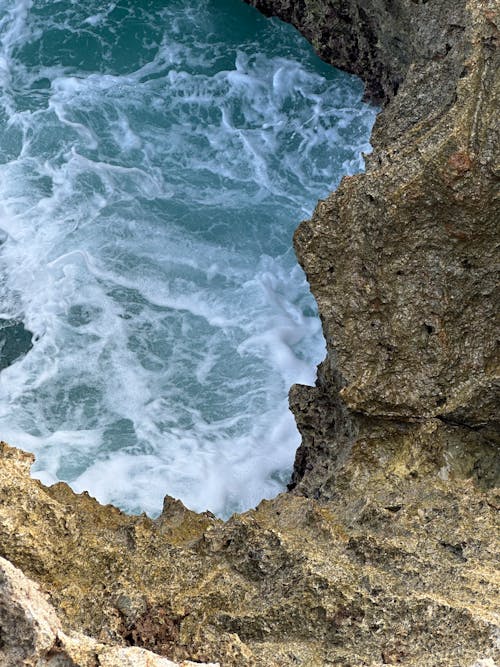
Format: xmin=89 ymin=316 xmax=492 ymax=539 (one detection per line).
xmin=0 ymin=0 xmax=376 ymax=517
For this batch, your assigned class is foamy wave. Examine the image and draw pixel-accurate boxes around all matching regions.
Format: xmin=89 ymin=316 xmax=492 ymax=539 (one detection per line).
xmin=0 ymin=0 xmax=376 ymax=517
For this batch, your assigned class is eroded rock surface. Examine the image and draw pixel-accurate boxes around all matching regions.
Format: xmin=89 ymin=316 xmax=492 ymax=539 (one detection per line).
xmin=0 ymin=0 xmax=498 ymax=665
xmin=249 ymin=0 xmax=499 ymax=425
xmin=0 ymin=553 xmax=217 ymax=667
xmin=0 ymin=437 xmax=498 ymax=666
xmin=245 ymin=1 xmax=499 ymax=523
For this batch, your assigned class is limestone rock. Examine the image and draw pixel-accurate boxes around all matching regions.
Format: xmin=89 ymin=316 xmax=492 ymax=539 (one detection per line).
xmin=246 ymin=1 xmax=499 ymax=508
xmin=0 ymin=554 xmax=218 ymax=667
xmin=0 ymin=441 xmax=498 ymax=666
xmin=0 ymin=555 xmax=61 ymax=666
xmin=0 ymin=0 xmax=498 ymax=665
xmin=249 ymin=0 xmax=499 ymax=424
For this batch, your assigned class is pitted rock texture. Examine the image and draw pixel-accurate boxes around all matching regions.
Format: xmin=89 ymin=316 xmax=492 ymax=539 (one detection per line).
xmin=244 ymin=0 xmax=471 ymax=106
xmin=288 ymin=383 xmax=500 ymax=499
xmin=0 ymin=442 xmax=499 ymax=666
xmin=0 ymin=554 xmax=217 ymax=667
xmin=248 ymin=0 xmax=499 ymax=425
xmin=0 ymin=0 xmax=499 ymax=665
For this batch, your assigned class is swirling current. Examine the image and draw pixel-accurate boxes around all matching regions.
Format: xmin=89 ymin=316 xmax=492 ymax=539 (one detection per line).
xmin=0 ymin=0 xmax=376 ymax=517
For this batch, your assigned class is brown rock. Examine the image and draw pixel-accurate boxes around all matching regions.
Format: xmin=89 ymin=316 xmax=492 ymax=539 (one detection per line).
xmin=0 ymin=441 xmax=499 ymax=666
xmin=0 ymin=554 xmax=218 ymax=667
xmin=247 ymin=0 xmax=499 ymax=424
xmin=0 ymin=0 xmax=499 ymax=665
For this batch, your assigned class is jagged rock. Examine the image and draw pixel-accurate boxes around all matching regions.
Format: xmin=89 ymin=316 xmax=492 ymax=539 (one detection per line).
xmin=0 ymin=0 xmax=498 ymax=665
xmin=0 ymin=554 xmax=61 ymax=666
xmin=249 ymin=0 xmax=499 ymax=425
xmin=0 ymin=441 xmax=498 ymax=666
xmin=246 ymin=0 xmax=499 ymax=482
xmin=0 ymin=554 xmax=218 ymax=667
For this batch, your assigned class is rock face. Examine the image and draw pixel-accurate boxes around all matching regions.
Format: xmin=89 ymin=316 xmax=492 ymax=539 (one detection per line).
xmin=0 ymin=441 xmax=499 ymax=666
xmin=0 ymin=1 xmax=498 ymax=666
xmin=246 ymin=0 xmax=499 ymax=423
xmin=0 ymin=553 xmax=217 ymax=667
xmin=245 ymin=0 xmax=499 ymax=497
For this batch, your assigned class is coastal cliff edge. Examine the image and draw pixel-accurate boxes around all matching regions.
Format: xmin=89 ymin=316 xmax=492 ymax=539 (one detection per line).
xmin=0 ymin=1 xmax=498 ymax=665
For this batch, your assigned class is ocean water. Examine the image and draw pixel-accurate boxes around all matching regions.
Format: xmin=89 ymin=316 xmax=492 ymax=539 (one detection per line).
xmin=0 ymin=0 xmax=376 ymax=517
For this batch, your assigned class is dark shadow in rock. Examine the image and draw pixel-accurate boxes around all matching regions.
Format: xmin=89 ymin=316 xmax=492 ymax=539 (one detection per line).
xmin=0 ymin=319 xmax=33 ymax=371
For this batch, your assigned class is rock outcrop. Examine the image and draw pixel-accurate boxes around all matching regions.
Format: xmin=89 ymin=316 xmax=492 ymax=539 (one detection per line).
xmin=0 ymin=428 xmax=498 ymax=667
xmin=0 ymin=0 xmax=498 ymax=665
xmin=0 ymin=554 xmax=218 ymax=667
xmin=245 ymin=0 xmax=499 ymax=488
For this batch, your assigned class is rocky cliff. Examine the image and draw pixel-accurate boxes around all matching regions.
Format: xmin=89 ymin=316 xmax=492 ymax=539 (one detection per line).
xmin=0 ymin=1 xmax=498 ymax=666
xmin=246 ymin=0 xmax=499 ymax=494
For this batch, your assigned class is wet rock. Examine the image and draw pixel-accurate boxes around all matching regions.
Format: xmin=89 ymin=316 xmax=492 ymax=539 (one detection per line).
xmin=0 ymin=318 xmax=33 ymax=371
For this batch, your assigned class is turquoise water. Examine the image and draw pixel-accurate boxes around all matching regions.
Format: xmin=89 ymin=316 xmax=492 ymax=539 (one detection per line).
xmin=0 ymin=0 xmax=376 ymax=517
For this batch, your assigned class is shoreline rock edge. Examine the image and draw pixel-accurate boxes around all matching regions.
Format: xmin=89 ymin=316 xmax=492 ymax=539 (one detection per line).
xmin=0 ymin=1 xmax=499 ymax=666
